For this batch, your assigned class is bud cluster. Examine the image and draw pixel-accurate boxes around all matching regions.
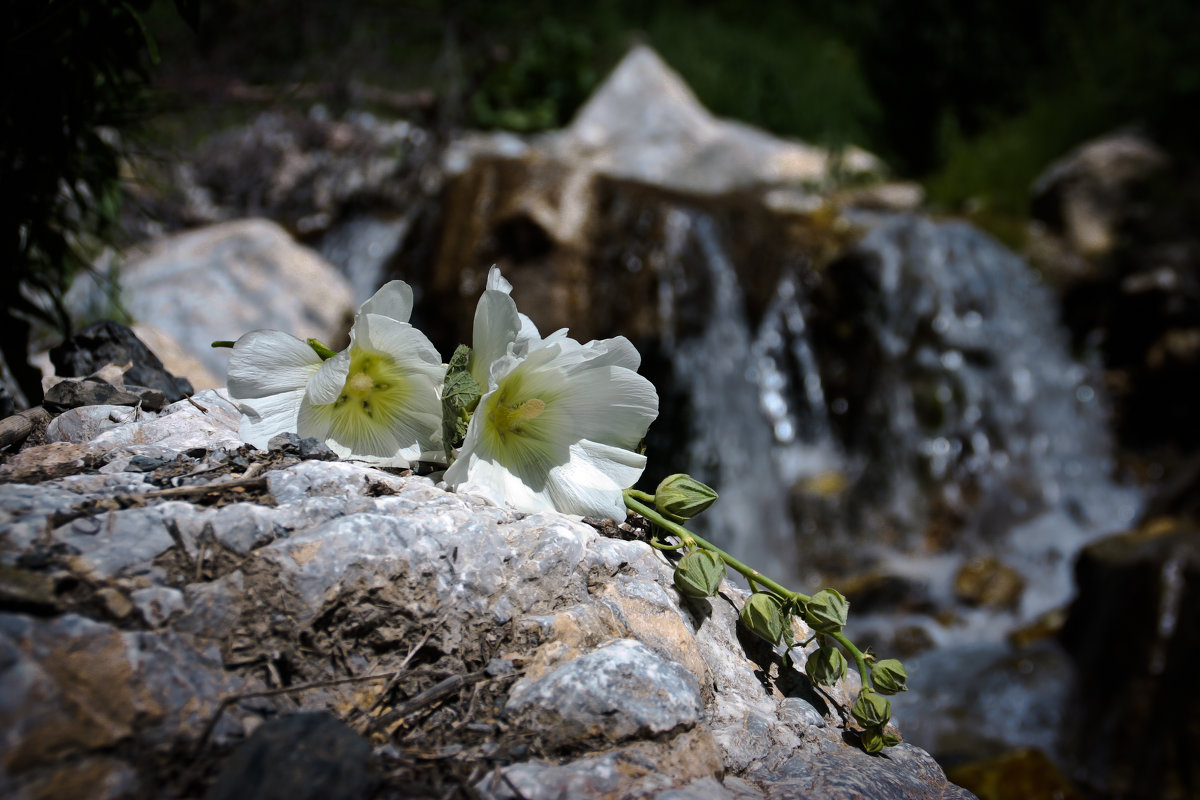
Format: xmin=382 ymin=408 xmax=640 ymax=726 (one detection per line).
xmin=628 ymin=473 xmax=912 ymax=755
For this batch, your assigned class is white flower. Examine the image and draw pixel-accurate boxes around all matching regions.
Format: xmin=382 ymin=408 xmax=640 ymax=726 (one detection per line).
xmin=467 ymin=266 xmax=541 ymax=388
xmin=445 ymin=288 xmax=659 ymax=519
xmin=227 ymin=280 xmax=444 ymax=466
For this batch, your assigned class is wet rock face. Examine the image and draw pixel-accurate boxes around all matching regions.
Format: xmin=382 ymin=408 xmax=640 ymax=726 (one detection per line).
xmin=1032 ymin=131 xmax=1200 ymax=455
xmin=0 ymin=390 xmax=974 ymax=799
xmin=1059 ymin=524 xmax=1200 ymax=800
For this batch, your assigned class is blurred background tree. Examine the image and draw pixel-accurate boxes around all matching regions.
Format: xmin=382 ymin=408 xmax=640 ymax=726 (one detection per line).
xmin=2 ymin=0 xmax=192 ymax=404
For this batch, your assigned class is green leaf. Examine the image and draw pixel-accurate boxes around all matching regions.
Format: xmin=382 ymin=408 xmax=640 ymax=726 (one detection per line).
xmin=442 ymin=344 xmax=482 ymax=463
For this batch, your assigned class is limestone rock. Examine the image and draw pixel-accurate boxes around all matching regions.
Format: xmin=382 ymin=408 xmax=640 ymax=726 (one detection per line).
xmin=446 ymin=45 xmax=883 ymax=196
xmin=0 ymin=388 xmax=973 ymax=799
xmin=113 ymin=219 xmax=355 ymax=381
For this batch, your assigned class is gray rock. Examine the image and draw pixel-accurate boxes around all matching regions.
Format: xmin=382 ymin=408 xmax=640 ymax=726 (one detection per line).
xmin=45 ymin=405 xmax=147 ymax=444
xmin=447 ymin=45 xmax=883 ymax=196
xmin=0 ymin=397 xmax=974 ymax=799
xmin=204 ymin=712 xmax=373 ymax=800
xmin=505 ymin=638 xmax=703 ymax=748
xmin=43 ymin=378 xmax=149 ymax=411
xmin=48 ymin=319 xmax=195 ymax=403
xmin=111 ymin=219 xmax=354 ymax=380
xmin=130 ymin=586 xmax=186 ymax=628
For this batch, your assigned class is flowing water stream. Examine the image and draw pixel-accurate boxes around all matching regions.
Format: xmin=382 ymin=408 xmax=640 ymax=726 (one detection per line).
xmin=653 ymin=207 xmax=1143 ymax=764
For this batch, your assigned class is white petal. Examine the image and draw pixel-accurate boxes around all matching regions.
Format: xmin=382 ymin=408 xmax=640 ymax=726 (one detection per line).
xmin=357 ymin=280 xmax=413 ymax=322
xmin=470 ymin=288 xmax=521 ymax=389
xmin=305 ymin=350 xmax=351 ymax=405
xmin=237 ymin=389 xmax=307 ymax=448
xmin=355 ymin=314 xmax=443 ymax=373
xmin=573 ymin=336 xmax=642 ymax=371
xmin=545 ymin=440 xmax=646 ymax=518
xmin=227 ymin=330 xmax=323 ymax=400
xmin=447 ymin=451 xmax=556 ymax=514
xmin=486 ymin=266 xmax=513 ymax=294
xmin=516 ymin=313 xmax=541 ymax=351
xmin=545 ymin=365 xmax=659 ymax=450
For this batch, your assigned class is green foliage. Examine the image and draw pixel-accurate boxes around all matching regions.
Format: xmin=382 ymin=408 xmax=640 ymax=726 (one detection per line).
xmin=441 ymin=344 xmax=481 ymax=463
xmin=626 ymin=481 xmax=912 ymax=753
xmin=470 ymin=19 xmax=598 ymax=132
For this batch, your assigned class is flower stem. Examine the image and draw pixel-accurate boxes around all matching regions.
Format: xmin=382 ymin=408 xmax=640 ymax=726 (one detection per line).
xmin=622 ymin=492 xmax=810 ymax=604
xmin=830 ymin=631 xmax=872 ymax=690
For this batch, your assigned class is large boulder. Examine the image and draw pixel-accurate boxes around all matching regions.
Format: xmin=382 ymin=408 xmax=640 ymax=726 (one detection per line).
xmin=1030 ymin=131 xmax=1200 ymax=454
xmin=1058 ymin=522 xmax=1200 ymax=799
xmin=0 ymin=391 xmax=974 ymax=800
xmin=111 ymin=219 xmax=355 ymax=384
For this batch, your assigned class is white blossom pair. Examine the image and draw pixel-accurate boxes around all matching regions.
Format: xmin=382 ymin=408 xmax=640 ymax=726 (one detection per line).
xmin=225 ymin=268 xmax=658 ymax=519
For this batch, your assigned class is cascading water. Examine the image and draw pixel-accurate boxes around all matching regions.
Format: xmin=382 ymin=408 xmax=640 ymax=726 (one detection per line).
xmin=658 ymin=208 xmax=801 ymax=583
xmin=655 ymin=208 xmax=1143 ymax=763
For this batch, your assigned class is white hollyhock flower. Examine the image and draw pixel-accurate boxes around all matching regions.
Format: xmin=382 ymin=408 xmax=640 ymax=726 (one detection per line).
xmin=445 ymin=329 xmax=659 ymax=520
xmin=467 ymin=266 xmax=541 ymax=389
xmin=227 ymin=280 xmax=444 ymax=466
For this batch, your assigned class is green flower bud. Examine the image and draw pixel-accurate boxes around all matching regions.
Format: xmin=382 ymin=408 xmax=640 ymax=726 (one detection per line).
xmin=804 ymin=588 xmax=849 ymax=633
xmin=306 ymin=337 xmax=338 ymax=360
xmin=882 ymin=730 xmax=902 ymax=747
xmin=851 ymin=690 xmax=891 ymax=729
xmin=871 ymin=658 xmax=908 ymax=695
xmin=739 ymin=592 xmax=786 ymax=644
xmin=860 ymin=726 xmax=885 ymax=754
xmin=805 ymin=646 xmax=848 ymax=686
xmin=673 ymin=549 xmax=725 ymax=598
xmin=655 ymin=474 xmax=719 ymax=520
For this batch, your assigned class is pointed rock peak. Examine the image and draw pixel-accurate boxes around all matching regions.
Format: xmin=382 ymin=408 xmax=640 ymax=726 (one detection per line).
xmin=564 ymin=44 xmax=716 ymax=151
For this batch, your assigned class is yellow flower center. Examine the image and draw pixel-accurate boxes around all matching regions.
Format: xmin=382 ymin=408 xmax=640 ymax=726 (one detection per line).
xmin=481 ymin=372 xmax=559 ymax=467
xmin=310 ymin=349 xmax=412 ymax=448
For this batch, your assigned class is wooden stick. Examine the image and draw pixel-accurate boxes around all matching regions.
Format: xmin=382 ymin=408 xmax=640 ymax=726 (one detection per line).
xmin=0 ymin=406 xmax=51 ymax=450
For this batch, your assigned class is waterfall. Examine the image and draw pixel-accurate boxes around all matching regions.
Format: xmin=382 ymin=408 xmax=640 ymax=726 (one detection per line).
xmin=658 ymin=208 xmax=802 ymax=583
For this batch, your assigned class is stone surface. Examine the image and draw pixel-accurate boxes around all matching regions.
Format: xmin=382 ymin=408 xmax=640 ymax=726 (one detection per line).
xmin=1031 ymin=130 xmax=1167 ymax=260
xmin=446 ymin=45 xmax=883 ymax=197
xmin=505 ymin=638 xmax=703 ymax=748
xmin=204 ymin=712 xmax=374 ymax=800
xmin=1059 ymin=522 xmax=1200 ymax=799
xmin=49 ymin=320 xmax=195 ymax=403
xmin=1031 ymin=131 xmax=1200 ymax=455
xmin=0 ymin=387 xmax=973 ymax=799
xmin=112 ymin=219 xmax=355 ymax=381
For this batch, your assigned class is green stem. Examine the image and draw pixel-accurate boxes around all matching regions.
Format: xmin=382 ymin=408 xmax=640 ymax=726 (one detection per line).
xmin=623 ymin=492 xmax=811 ymax=604
xmin=831 ymin=631 xmax=872 ymax=690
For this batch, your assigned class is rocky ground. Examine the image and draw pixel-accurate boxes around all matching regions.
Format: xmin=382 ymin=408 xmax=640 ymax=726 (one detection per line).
xmin=0 ymin=357 xmax=974 ymax=798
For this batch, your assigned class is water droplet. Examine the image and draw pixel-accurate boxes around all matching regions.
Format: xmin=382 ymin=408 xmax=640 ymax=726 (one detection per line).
xmin=940 ymin=350 xmax=963 ymax=370
xmin=831 ymin=398 xmax=848 ymax=415
xmin=1011 ymin=367 xmax=1034 ymax=403
xmin=1075 ymin=385 xmax=1095 ymax=403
